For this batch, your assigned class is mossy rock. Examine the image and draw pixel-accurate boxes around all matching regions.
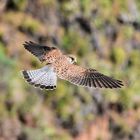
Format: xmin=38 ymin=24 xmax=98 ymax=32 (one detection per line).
xmin=60 ymin=0 xmax=79 ymax=16
xmin=129 ymin=50 xmax=140 ymax=67
xmin=62 ymin=31 xmax=89 ymax=56
xmin=4 ymin=12 xmax=26 ymax=27
xmin=19 ymin=16 xmax=45 ymax=35
xmin=21 ymin=126 xmax=47 ymax=140
xmin=41 ymin=0 xmax=56 ymax=8
xmin=7 ymin=0 xmax=27 ymax=11
xmin=123 ymin=26 xmax=134 ymax=39
xmin=0 ymin=42 xmax=15 ymax=66
xmin=93 ymin=17 xmax=104 ymax=29
xmin=99 ymin=0 xmax=113 ymax=9
xmin=118 ymin=88 xmax=134 ymax=109
xmin=79 ymin=0 xmax=94 ymax=16
xmin=0 ymin=99 xmax=8 ymax=117
xmin=136 ymin=0 xmax=140 ymax=11
xmin=110 ymin=47 xmax=126 ymax=65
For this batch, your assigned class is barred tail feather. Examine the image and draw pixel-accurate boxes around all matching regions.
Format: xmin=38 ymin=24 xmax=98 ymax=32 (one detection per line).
xmin=22 ymin=66 xmax=57 ymax=90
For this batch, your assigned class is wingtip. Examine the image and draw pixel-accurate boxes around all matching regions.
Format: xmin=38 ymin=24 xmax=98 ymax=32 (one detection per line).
xmin=116 ymin=79 xmax=124 ymax=88
xmin=23 ymin=41 xmax=35 ymax=46
xmin=23 ymin=41 xmax=29 ymax=47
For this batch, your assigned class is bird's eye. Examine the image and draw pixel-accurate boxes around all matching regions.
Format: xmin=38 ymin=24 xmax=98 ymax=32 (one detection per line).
xmin=71 ymin=57 xmax=74 ymax=61
xmin=68 ymin=57 xmax=74 ymax=63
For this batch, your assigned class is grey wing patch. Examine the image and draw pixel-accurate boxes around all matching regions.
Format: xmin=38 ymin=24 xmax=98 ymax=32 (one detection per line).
xmin=23 ymin=41 xmax=56 ymax=61
xmin=22 ymin=66 xmax=57 ymax=90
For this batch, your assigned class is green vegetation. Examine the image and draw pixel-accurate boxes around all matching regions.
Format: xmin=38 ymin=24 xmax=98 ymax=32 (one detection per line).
xmin=12 ymin=0 xmax=27 ymax=10
xmin=0 ymin=0 xmax=140 ymax=140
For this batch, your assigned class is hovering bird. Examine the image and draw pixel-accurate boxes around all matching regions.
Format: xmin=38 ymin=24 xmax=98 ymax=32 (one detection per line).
xmin=22 ymin=41 xmax=123 ymax=90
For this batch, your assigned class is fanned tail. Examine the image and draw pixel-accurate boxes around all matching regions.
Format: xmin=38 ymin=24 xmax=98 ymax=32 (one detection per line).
xmin=22 ymin=66 xmax=57 ymax=90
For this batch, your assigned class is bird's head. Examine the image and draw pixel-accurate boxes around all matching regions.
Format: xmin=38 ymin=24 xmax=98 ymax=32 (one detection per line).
xmin=67 ymin=55 xmax=77 ymax=64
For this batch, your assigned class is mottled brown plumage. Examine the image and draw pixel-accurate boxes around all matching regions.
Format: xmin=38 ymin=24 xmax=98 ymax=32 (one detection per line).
xmin=22 ymin=41 xmax=124 ymax=90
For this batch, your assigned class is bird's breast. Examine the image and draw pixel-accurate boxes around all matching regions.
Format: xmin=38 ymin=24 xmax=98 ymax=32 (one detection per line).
xmin=53 ymin=61 xmax=70 ymax=79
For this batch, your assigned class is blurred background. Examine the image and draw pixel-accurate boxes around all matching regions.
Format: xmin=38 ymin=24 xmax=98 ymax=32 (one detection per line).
xmin=0 ymin=0 xmax=140 ymax=140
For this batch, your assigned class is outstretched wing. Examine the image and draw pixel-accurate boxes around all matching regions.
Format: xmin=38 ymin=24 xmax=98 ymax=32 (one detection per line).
xmin=58 ymin=64 xmax=123 ymax=88
xmin=23 ymin=41 xmax=61 ymax=62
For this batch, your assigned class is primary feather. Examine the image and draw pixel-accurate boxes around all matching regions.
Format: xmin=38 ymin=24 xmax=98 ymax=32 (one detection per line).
xmin=23 ymin=41 xmax=57 ymax=61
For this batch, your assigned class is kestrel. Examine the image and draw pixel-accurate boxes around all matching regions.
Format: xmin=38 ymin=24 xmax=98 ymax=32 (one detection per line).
xmin=22 ymin=41 xmax=123 ymax=90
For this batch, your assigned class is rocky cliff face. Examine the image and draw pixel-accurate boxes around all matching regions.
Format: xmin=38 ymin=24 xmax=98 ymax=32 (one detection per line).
xmin=0 ymin=0 xmax=140 ymax=140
